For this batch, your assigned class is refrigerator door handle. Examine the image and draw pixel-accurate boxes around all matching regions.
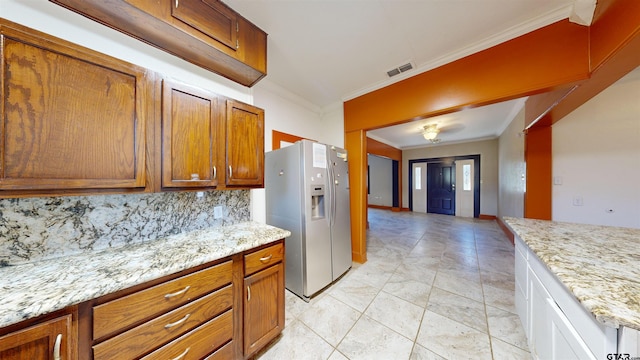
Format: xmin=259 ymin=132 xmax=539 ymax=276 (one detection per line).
xmin=330 ymin=162 xmax=337 ymax=226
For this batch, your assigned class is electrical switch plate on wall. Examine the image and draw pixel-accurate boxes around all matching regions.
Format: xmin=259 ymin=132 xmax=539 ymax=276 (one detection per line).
xmin=214 ymin=206 xmax=223 ymax=219
xmin=572 ymin=196 xmax=583 ymax=206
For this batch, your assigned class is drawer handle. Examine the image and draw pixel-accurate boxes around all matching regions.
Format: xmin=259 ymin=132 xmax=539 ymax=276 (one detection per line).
xmin=170 ymin=347 xmax=191 ymax=360
xmin=53 ymin=334 xmax=62 ymax=360
xmin=165 ymin=313 xmax=190 ymax=329
xmin=165 ymin=285 xmax=191 ymax=299
xmin=259 ymin=254 xmax=273 ymax=263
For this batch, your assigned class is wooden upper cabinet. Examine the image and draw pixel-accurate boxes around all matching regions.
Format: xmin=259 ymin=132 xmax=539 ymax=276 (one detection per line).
xmin=162 ymin=80 xmax=220 ymax=188
xmin=50 ymin=0 xmax=267 ymax=87
xmin=225 ymin=100 xmax=264 ymax=187
xmin=0 ymin=19 xmax=149 ymax=193
xmin=172 ymin=0 xmax=238 ymax=51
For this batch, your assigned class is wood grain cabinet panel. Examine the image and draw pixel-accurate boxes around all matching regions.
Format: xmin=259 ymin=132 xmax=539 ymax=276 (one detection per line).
xmin=0 ymin=313 xmax=74 ymax=360
xmin=243 ymin=241 xmax=285 ymax=358
xmin=50 ymin=0 xmax=267 ymax=87
xmin=0 ymin=20 xmax=149 ymax=193
xmin=171 ymin=0 xmax=238 ymax=51
xmin=161 ymin=80 xmax=221 ymax=188
xmin=93 ymin=287 xmax=233 ymax=360
xmin=93 ymin=260 xmax=232 ymax=340
xmin=140 ymin=310 xmax=233 ymax=360
xmin=225 ymin=100 xmax=264 ymax=187
xmin=244 ymin=242 xmax=284 ymax=276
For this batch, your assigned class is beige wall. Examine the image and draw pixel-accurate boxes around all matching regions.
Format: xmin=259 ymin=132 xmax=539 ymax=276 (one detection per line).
xmin=552 ymin=69 xmax=640 ymax=228
xmin=497 ymin=108 xmax=526 ymax=219
xmin=402 ymin=139 xmax=499 ymax=216
xmin=367 ymin=155 xmax=393 ymax=207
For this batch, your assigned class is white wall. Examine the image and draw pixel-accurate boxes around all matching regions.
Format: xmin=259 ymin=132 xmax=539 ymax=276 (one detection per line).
xmin=552 ymin=69 xmax=640 ymax=228
xmin=402 ymin=139 xmax=499 ymax=216
xmin=251 ymin=81 xmax=344 ymax=223
xmin=498 ymin=108 xmax=526 ymax=219
xmin=367 ymin=155 xmax=393 ymax=207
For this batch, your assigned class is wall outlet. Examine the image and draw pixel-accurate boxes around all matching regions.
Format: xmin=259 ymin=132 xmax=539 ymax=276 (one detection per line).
xmin=214 ymin=206 xmax=223 ymax=219
xmin=572 ymin=196 xmax=583 ymax=206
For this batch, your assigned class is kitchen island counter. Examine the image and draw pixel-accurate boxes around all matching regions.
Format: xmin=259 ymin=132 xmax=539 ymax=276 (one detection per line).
xmin=0 ymin=222 xmax=290 ymax=328
xmin=504 ymin=217 xmax=640 ymax=331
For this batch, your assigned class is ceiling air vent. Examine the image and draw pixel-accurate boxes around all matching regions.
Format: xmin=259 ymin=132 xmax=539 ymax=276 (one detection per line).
xmin=386 ymin=62 xmax=413 ymax=77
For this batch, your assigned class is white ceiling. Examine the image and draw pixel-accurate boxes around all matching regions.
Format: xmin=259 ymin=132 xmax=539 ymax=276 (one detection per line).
xmin=225 ymin=0 xmax=580 ymax=148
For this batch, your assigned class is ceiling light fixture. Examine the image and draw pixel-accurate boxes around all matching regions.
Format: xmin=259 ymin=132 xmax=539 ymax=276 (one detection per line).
xmin=422 ymin=124 xmax=440 ymax=143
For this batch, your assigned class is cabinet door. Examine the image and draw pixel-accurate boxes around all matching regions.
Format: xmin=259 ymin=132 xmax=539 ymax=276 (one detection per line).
xmin=529 ymin=268 xmax=551 ymax=360
xmin=162 ymin=80 xmax=219 ymax=188
xmin=0 ymin=315 xmax=73 ymax=360
xmin=171 ymin=0 xmax=238 ymax=51
xmin=0 ymin=21 xmax=148 ymax=191
xmin=243 ymin=263 xmax=284 ymax=357
xmin=225 ymin=100 xmax=264 ymax=187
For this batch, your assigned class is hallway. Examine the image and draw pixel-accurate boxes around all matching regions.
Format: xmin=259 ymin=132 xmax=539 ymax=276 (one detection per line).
xmin=256 ymin=209 xmax=529 ymax=359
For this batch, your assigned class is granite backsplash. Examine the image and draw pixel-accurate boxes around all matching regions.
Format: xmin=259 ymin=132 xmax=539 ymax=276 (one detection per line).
xmin=0 ymin=190 xmax=250 ymax=266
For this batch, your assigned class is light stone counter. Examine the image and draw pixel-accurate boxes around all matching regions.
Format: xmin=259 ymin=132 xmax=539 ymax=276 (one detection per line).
xmin=504 ymin=217 xmax=640 ymax=330
xmin=0 ymin=222 xmax=290 ymax=328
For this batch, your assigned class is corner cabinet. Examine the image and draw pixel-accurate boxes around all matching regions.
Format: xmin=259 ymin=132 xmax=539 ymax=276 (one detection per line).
xmin=226 ymin=100 xmax=264 ymax=187
xmin=243 ymin=242 xmax=285 ymax=358
xmin=0 ymin=310 xmax=76 ymax=360
xmin=161 ymin=80 xmax=221 ymax=188
xmin=50 ymin=0 xmax=267 ymax=87
xmin=0 ymin=19 xmax=151 ymax=196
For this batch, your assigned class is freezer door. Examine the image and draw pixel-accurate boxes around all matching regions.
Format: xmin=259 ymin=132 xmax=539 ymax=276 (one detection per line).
xmin=329 ymin=145 xmax=352 ymax=279
xmin=265 ymin=144 xmax=305 ymax=297
xmin=301 ymin=140 xmax=333 ymax=296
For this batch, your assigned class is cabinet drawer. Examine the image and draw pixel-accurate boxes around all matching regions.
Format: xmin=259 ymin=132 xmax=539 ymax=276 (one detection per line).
xmin=140 ymin=310 xmax=234 ymax=360
xmin=244 ymin=242 xmax=283 ymax=276
xmin=93 ymin=260 xmax=232 ymax=340
xmin=204 ymin=341 xmax=235 ymax=360
xmin=94 ymin=285 xmax=233 ymax=360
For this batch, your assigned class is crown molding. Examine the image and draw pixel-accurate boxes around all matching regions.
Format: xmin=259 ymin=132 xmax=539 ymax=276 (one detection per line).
xmin=343 ymin=3 xmax=574 ymax=102
xmin=254 ymin=78 xmax=323 ymax=114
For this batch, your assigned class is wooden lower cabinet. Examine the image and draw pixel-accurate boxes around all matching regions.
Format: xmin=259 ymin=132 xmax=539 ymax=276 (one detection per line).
xmin=243 ymin=263 xmax=284 ymax=358
xmin=0 ymin=240 xmax=285 ymax=359
xmin=243 ymin=242 xmax=285 ymax=358
xmin=0 ymin=312 xmax=76 ymax=360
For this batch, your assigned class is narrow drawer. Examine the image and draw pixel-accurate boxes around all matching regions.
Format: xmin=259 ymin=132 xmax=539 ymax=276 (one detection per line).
xmin=94 ymin=285 xmax=233 ymax=360
xmin=93 ymin=260 xmax=232 ymax=340
xmin=245 ymin=242 xmax=283 ymax=276
xmin=140 ymin=310 xmax=234 ymax=360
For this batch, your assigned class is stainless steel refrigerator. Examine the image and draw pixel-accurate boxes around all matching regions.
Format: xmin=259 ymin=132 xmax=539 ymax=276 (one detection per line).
xmin=265 ymin=140 xmax=352 ymax=301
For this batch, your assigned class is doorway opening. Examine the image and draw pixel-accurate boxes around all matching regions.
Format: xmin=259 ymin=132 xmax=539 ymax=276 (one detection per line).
xmin=408 ymin=155 xmax=480 ymax=217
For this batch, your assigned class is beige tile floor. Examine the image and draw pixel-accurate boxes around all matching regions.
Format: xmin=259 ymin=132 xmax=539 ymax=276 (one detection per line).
xmin=255 ymin=209 xmax=530 ymax=360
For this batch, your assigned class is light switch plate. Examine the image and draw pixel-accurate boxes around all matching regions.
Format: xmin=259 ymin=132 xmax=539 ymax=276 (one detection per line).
xmin=214 ymin=206 xmax=223 ymax=219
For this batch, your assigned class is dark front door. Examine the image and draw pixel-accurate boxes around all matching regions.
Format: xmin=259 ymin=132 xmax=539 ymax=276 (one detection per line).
xmin=427 ymin=162 xmax=455 ymax=215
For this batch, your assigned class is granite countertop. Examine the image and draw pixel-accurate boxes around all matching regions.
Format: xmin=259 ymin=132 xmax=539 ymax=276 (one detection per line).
xmin=504 ymin=217 xmax=640 ymax=330
xmin=0 ymin=222 xmax=290 ymax=328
